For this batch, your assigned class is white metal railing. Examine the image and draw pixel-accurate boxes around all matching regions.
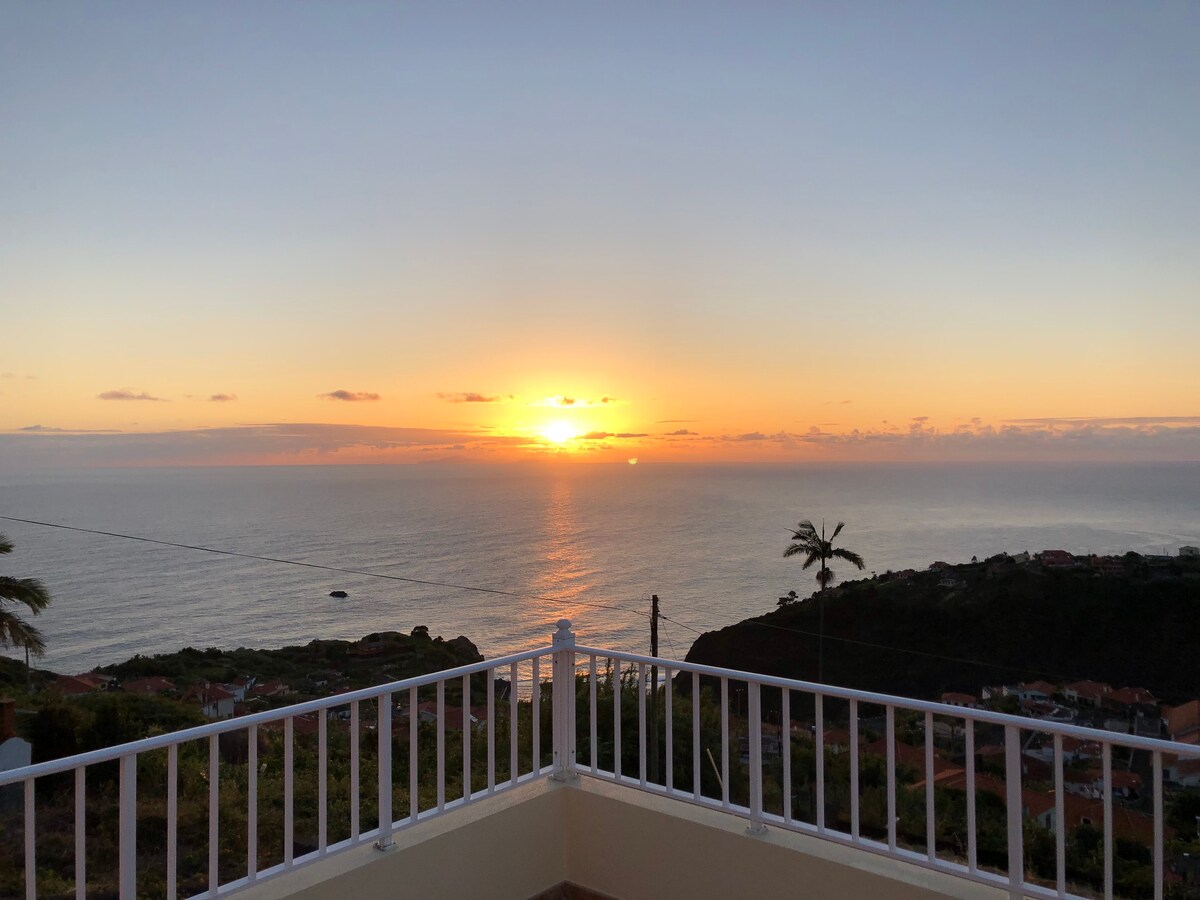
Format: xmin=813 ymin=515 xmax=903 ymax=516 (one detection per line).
xmin=3 ymin=619 xmax=1197 ymax=899
xmin=569 ymin=641 xmax=1200 ymax=900
xmin=1 ymin=637 xmax=564 ymax=899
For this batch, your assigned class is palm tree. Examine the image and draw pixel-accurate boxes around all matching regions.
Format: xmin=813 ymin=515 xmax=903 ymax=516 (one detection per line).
xmin=0 ymin=533 xmax=52 ymax=659
xmin=783 ymin=520 xmax=864 ymax=684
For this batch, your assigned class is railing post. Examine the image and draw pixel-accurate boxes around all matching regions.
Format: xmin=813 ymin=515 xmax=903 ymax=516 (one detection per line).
xmin=375 ymin=695 xmax=394 ymax=851
xmin=551 ymin=619 xmax=578 ymax=782
xmin=119 ymin=754 xmax=136 ymax=899
xmin=1004 ymin=724 xmax=1024 ymax=899
xmin=746 ymin=681 xmax=766 ymax=835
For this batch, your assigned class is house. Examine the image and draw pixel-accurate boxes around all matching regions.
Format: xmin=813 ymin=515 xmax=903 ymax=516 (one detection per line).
xmin=1106 ymin=687 xmax=1158 ymax=715
xmin=1062 ymin=680 xmax=1111 ymax=707
xmin=940 ymin=692 xmax=978 ymax=709
xmin=1163 ymin=700 xmax=1200 ymax=743
xmin=122 ymin=676 xmax=176 ymax=695
xmin=1032 ymin=792 xmax=1169 ymax=844
xmin=1180 ymin=545 xmax=1199 ymax=558
xmin=249 ymin=680 xmax=290 ymax=699
xmin=1088 ymin=555 xmax=1126 ymax=576
xmin=187 ymin=684 xmax=237 ymax=719
xmin=226 ymin=676 xmax=256 ymax=702
xmin=0 ymin=699 xmax=32 ymax=776
xmin=413 ymin=701 xmax=479 ymax=731
xmin=53 ymin=673 xmax=110 ymax=696
xmin=1008 ymin=681 xmax=1057 ymax=703
xmin=1038 ymin=550 xmax=1076 ymax=569
xmin=1011 ymin=551 xmax=1031 ymax=564
xmin=1166 ymin=756 xmax=1200 ymax=788
xmin=862 ymin=740 xmax=960 ymax=780
xmin=816 ymin=727 xmax=859 ymax=754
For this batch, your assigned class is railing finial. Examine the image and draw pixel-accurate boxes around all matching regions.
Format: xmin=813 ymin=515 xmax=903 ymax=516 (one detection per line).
xmin=553 ymin=619 xmax=575 ymax=647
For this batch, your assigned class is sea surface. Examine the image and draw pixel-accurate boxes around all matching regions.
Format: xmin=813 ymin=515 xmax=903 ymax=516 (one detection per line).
xmin=1 ymin=462 xmax=1198 ymax=673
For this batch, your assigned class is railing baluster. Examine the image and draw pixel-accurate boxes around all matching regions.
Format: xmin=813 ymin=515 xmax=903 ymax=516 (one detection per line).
xmin=463 ymin=673 xmax=472 ymax=800
xmin=437 ymin=679 xmax=446 ymax=812
xmin=509 ymin=662 xmax=519 ymax=785
xmin=851 ymin=699 xmax=861 ymax=840
xmin=1004 ymin=724 xmax=1023 ymax=898
xmin=487 ymin=668 xmax=496 ymax=793
xmin=925 ymin=710 xmax=935 ymax=860
xmin=747 ymin=682 xmax=765 ymax=834
xmin=350 ymin=702 xmax=360 ymax=840
xmin=691 ymin=670 xmax=700 ymax=799
xmin=119 ymin=753 xmax=136 ymax=899
xmin=638 ymin=662 xmax=648 ymax=787
xmin=815 ymin=693 xmax=825 ymax=833
xmin=589 ymin=656 xmax=598 ymax=774
xmin=376 ymin=698 xmax=392 ymax=850
xmin=966 ymin=718 xmax=976 ymax=874
xmin=409 ymin=686 xmax=418 ymax=821
xmin=884 ymin=704 xmax=895 ymax=851
xmin=167 ymin=744 xmax=177 ymax=900
xmin=1153 ymin=751 xmax=1163 ymax=900
xmin=318 ymin=713 xmax=328 ymax=853
xmin=665 ymin=667 xmax=674 ymax=793
xmin=24 ymin=777 xmax=34 ymax=900
xmin=781 ymin=688 xmax=790 ymax=824
xmin=248 ymin=725 xmax=258 ymax=881
xmin=1102 ymin=743 xmax=1113 ymax=900
xmin=720 ymin=677 xmax=729 ymax=808
xmin=209 ymin=734 xmax=219 ymax=894
xmin=532 ymin=657 xmax=541 ymax=774
xmin=1054 ymin=734 xmax=1065 ymax=897
xmin=284 ymin=718 xmax=294 ymax=864
xmin=74 ymin=766 xmax=85 ymax=899
xmin=613 ymin=659 xmax=622 ymax=780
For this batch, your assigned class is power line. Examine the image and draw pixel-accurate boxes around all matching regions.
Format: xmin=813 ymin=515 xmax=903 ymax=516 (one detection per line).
xmin=0 ymin=515 xmax=648 ymax=619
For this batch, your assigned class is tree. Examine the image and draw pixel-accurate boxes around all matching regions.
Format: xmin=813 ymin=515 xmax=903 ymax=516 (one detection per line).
xmin=0 ymin=533 xmax=52 ymax=657
xmin=783 ymin=520 xmax=865 ymax=684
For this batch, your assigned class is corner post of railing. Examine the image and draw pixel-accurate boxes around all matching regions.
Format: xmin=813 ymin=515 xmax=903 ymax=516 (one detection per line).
xmin=551 ymin=619 xmax=578 ymax=782
xmin=119 ymin=753 xmax=137 ymax=899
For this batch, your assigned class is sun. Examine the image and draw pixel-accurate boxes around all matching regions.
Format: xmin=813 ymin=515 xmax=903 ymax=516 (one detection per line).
xmin=541 ymin=421 xmax=579 ymax=444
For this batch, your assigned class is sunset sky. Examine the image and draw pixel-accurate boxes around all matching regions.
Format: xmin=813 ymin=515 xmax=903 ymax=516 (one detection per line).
xmin=2 ymin=3 xmax=1198 ymax=466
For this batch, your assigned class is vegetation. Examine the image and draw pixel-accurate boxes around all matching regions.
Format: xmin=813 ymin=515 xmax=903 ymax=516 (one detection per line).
xmin=0 ymin=532 xmax=52 ymax=657
xmin=693 ymin=555 xmax=1200 ymax=701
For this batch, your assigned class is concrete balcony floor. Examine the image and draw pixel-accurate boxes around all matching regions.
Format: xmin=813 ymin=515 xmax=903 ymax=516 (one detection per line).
xmin=240 ymin=777 xmax=1011 ymax=900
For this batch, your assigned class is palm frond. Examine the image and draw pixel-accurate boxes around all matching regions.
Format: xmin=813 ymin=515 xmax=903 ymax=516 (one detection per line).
xmin=0 ymin=534 xmax=12 ymax=555
xmin=830 ymin=522 xmax=845 ymax=541
xmin=831 ymin=548 xmax=865 ymax=569
xmin=0 ymin=576 xmax=51 ymax=612
xmin=0 ymin=610 xmax=46 ymax=656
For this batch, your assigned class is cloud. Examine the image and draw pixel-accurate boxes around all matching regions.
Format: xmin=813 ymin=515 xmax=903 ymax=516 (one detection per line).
xmin=209 ymin=393 xmax=238 ymax=402
xmin=320 ymin=390 xmax=380 ymax=402
xmin=98 ymin=389 xmax=166 ymax=401
xmin=731 ymin=432 xmax=769 ymax=441
xmin=580 ymin=431 xmax=647 ymax=440
xmin=655 ymin=419 xmax=698 ymax=424
xmin=437 ymin=392 xmax=507 ymax=403
xmin=666 ymin=429 xmax=699 ymax=436
xmin=529 ymin=395 xmax=616 ymax=408
xmin=19 ymin=425 xmax=121 ymax=434
xmin=1004 ymin=416 xmax=1200 ymax=427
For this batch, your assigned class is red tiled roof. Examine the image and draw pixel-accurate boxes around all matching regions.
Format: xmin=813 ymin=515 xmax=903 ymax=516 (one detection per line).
xmin=940 ymin=692 xmax=977 ymax=705
xmin=123 ymin=676 xmax=176 ymax=694
xmin=54 ymin=675 xmax=104 ymax=695
xmin=1109 ymin=687 xmax=1157 ymax=706
xmin=1164 ymin=700 xmax=1200 ymax=738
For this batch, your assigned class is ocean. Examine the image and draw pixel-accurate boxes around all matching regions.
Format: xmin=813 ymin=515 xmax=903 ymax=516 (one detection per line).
xmin=1 ymin=462 xmax=1198 ymax=674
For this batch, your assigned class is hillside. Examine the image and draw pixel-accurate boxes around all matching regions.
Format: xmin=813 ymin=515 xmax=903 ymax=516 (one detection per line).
xmin=685 ymin=557 xmax=1200 ymax=703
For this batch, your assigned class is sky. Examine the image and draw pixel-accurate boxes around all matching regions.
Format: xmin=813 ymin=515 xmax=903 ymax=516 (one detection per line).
xmin=1 ymin=2 xmax=1198 ymax=466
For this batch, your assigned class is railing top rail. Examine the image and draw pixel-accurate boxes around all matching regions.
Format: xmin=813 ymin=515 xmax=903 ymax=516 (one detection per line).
xmin=575 ymin=644 xmax=1200 ymax=757
xmin=0 ymin=643 xmax=555 ymax=786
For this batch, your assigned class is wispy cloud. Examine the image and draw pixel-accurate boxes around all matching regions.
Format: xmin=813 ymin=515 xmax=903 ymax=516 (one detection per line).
xmin=98 ymin=389 xmax=166 ymax=401
xmin=319 ymin=390 xmax=380 ymax=402
xmin=665 ymin=429 xmax=699 ymax=436
xmin=19 ymin=425 xmax=122 ymax=434
xmin=209 ymin=393 xmax=238 ymax=402
xmin=580 ymin=431 xmax=647 ymax=440
xmin=437 ymin=392 xmax=509 ymax=403
xmin=2 ymin=372 xmax=36 ymax=380
xmin=529 ymin=395 xmax=618 ymax=408
xmin=1003 ymin=416 xmax=1200 ymax=427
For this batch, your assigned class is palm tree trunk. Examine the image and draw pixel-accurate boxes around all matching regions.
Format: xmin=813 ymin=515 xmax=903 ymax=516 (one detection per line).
xmin=818 ymin=559 xmax=826 ymax=684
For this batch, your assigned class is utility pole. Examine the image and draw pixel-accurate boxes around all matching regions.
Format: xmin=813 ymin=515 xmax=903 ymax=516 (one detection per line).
xmin=649 ymin=594 xmax=660 ymax=784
